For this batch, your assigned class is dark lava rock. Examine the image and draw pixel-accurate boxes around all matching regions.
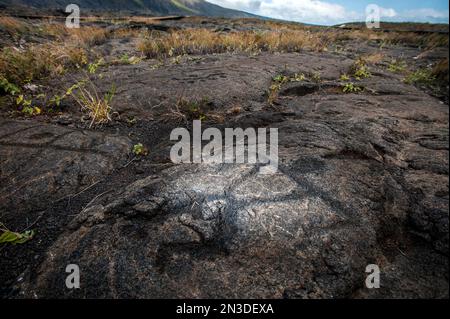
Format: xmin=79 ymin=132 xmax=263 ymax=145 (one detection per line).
xmin=0 ymin=120 xmax=132 ymax=217
xmin=2 ymin=49 xmax=448 ymax=299
xmin=15 ymin=67 xmax=449 ymax=297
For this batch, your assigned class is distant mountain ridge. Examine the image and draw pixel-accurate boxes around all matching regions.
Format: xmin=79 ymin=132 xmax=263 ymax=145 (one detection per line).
xmin=0 ymin=0 xmax=256 ymax=18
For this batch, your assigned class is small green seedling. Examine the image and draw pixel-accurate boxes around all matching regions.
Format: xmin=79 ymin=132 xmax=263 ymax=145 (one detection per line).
xmin=354 ymin=65 xmax=371 ymax=80
xmin=133 ymin=143 xmax=148 ymax=156
xmin=120 ymin=54 xmax=142 ymax=65
xmin=127 ymin=116 xmax=137 ymax=126
xmin=351 ymin=59 xmax=371 ymax=80
xmin=16 ymin=94 xmax=42 ymax=116
xmin=273 ymin=74 xmax=289 ymax=84
xmin=387 ymin=59 xmax=407 ymax=73
xmin=311 ymin=72 xmax=322 ymax=83
xmin=291 ymin=73 xmax=306 ymax=82
xmin=0 ymin=229 xmax=35 ymax=245
xmin=342 ymin=82 xmax=363 ymax=93
xmin=0 ymin=76 xmax=20 ymax=95
xmin=171 ymin=55 xmax=182 ymax=65
xmin=22 ymin=106 xmax=41 ymax=116
xmin=87 ymin=58 xmax=105 ymax=74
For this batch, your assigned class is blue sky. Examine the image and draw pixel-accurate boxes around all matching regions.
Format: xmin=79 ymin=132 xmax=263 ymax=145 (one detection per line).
xmin=206 ymin=0 xmax=449 ymax=25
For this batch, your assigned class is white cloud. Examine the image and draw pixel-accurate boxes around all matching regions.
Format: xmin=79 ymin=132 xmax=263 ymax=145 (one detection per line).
xmin=402 ymin=8 xmax=449 ymax=20
xmin=207 ymin=0 xmax=448 ymax=25
xmin=259 ymin=0 xmax=359 ymax=24
xmin=379 ymin=7 xmax=397 ymax=18
xmin=208 ymin=0 xmax=364 ymax=24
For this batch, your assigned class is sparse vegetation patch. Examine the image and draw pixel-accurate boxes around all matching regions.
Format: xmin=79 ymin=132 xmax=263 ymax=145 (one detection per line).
xmin=404 ymin=68 xmax=436 ymax=86
xmin=137 ymin=28 xmax=335 ymax=58
xmin=388 ymin=59 xmax=407 ymax=73
xmin=350 ymin=59 xmax=371 ymax=80
xmin=342 ymin=82 xmax=363 ymax=93
xmin=0 ymin=223 xmax=35 ymax=246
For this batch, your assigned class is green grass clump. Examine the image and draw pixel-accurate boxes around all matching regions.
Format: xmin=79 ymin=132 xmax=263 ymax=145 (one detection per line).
xmin=350 ymin=59 xmax=371 ymax=80
xmin=342 ymin=82 xmax=363 ymax=93
xmin=404 ymin=69 xmax=436 ymax=85
xmin=387 ymin=59 xmax=407 ymax=73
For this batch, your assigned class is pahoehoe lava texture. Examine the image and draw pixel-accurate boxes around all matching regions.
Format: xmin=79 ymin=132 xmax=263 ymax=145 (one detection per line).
xmin=0 ymin=22 xmax=448 ymax=298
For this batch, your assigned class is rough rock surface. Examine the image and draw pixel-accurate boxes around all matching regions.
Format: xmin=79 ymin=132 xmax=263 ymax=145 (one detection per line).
xmin=11 ymin=51 xmax=448 ymax=298
xmin=0 ymin=120 xmax=132 ymax=216
xmin=1 ymin=25 xmax=448 ymax=298
xmin=0 ymin=120 xmax=132 ymax=295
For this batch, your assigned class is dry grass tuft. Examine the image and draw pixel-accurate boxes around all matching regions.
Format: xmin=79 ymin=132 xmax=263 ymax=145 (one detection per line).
xmin=0 ymin=16 xmax=27 ymax=34
xmin=0 ymin=44 xmax=89 ymax=86
xmin=0 ymin=18 xmax=110 ymax=88
xmin=162 ymin=96 xmax=226 ymax=123
xmin=137 ymin=27 xmax=450 ymax=60
xmin=137 ymin=28 xmax=333 ymax=58
xmin=69 ymin=80 xmax=116 ymax=127
xmin=1 ymin=17 xmax=109 ymax=46
xmin=67 ymin=27 xmax=109 ymax=47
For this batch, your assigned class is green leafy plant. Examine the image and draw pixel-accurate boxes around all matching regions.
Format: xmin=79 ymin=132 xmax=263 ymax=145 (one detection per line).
xmin=387 ymin=59 xmax=407 ymax=73
xmin=16 ymin=94 xmax=28 ymax=106
xmin=0 ymin=223 xmax=35 ymax=245
xmin=150 ymin=61 xmax=164 ymax=70
xmin=179 ymin=98 xmax=208 ymax=120
xmin=351 ymin=59 xmax=371 ymax=80
xmin=291 ymin=73 xmax=306 ymax=82
xmin=311 ymin=72 xmax=322 ymax=83
xmin=103 ymin=84 xmax=116 ymax=105
xmin=171 ymin=55 xmax=183 ymax=65
xmin=268 ymin=82 xmax=282 ymax=105
xmin=339 ymin=74 xmax=350 ymax=81
xmin=48 ymin=81 xmax=85 ymax=108
xmin=404 ymin=68 xmax=436 ymax=85
xmin=132 ymin=143 xmax=148 ymax=156
xmin=120 ymin=54 xmax=142 ymax=65
xmin=50 ymin=94 xmax=64 ymax=107
xmin=163 ymin=97 xmax=215 ymax=122
xmin=0 ymin=76 xmax=20 ymax=95
xmin=21 ymin=105 xmax=41 ymax=116
xmin=188 ymin=102 xmax=206 ymax=120
xmin=126 ymin=116 xmax=137 ymax=126
xmin=354 ymin=65 xmax=371 ymax=80
xmin=87 ymin=58 xmax=105 ymax=74
xmin=120 ymin=53 xmax=130 ymax=63
xmin=268 ymin=74 xmax=291 ymax=105
xmin=273 ymin=74 xmax=289 ymax=84
xmin=16 ymin=94 xmax=42 ymax=116
xmin=342 ymin=82 xmax=363 ymax=93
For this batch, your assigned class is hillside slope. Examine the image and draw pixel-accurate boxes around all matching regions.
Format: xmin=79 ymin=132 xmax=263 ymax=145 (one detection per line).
xmin=0 ymin=0 xmax=255 ymax=18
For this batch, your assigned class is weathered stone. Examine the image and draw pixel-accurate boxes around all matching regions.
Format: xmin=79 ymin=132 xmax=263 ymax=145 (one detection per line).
xmin=0 ymin=120 xmax=132 ymax=216
xmin=3 ymin=48 xmax=448 ymax=299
